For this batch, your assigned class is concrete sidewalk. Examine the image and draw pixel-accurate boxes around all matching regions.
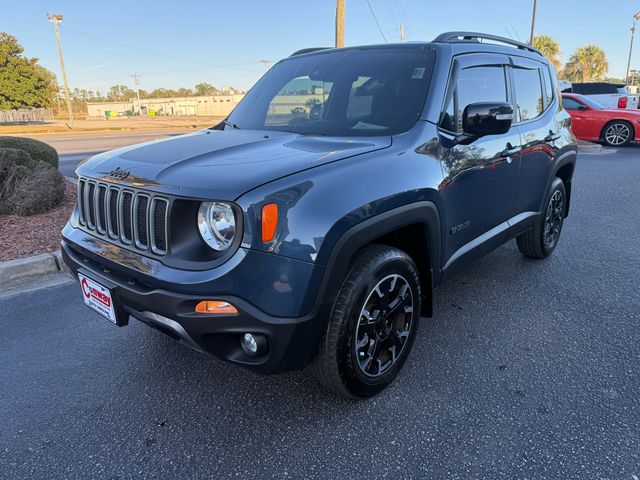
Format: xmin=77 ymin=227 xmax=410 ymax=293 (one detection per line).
xmin=0 ymin=251 xmax=73 ymax=298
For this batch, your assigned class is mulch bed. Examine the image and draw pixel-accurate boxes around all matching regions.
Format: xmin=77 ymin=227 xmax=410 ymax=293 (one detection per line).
xmin=0 ymin=181 xmax=76 ymax=261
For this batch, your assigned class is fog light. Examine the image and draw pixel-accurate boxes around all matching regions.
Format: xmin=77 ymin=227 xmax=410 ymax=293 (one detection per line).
xmin=240 ymin=333 xmax=267 ymax=357
xmin=195 ymin=300 xmax=237 ymax=314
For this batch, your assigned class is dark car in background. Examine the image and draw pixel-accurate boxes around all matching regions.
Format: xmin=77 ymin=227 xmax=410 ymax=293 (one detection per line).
xmin=62 ymin=32 xmax=577 ymax=398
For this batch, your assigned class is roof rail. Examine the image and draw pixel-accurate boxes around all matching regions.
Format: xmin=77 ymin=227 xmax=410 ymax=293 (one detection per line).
xmin=290 ymin=47 xmax=332 ymax=57
xmin=432 ymin=31 xmax=542 ymax=56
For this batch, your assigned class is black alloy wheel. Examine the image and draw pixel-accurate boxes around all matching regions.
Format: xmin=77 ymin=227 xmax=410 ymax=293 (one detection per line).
xmin=312 ymin=244 xmax=421 ymax=398
xmin=543 ymin=189 xmax=564 ymax=251
xmin=354 ymin=274 xmax=414 ymax=377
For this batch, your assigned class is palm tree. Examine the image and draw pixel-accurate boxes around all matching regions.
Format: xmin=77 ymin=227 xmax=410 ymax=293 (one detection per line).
xmin=563 ymin=45 xmax=609 ymax=82
xmin=533 ymin=35 xmax=562 ymax=71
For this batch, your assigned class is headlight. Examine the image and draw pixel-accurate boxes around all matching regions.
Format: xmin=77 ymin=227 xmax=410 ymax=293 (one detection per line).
xmin=197 ymin=202 xmax=236 ymax=251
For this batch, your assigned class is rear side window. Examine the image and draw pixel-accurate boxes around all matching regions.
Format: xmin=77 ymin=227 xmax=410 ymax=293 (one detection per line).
xmin=512 ymin=67 xmax=544 ymax=122
xmin=542 ymin=67 xmax=554 ymax=109
xmin=440 ymin=65 xmax=507 ymax=133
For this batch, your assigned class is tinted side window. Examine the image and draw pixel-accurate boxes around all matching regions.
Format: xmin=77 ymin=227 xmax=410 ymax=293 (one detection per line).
xmin=513 ymin=67 xmax=543 ymax=122
xmin=542 ymin=67 xmax=554 ymax=109
xmin=440 ymin=65 xmax=507 ymax=133
xmin=562 ymin=97 xmax=584 ymax=110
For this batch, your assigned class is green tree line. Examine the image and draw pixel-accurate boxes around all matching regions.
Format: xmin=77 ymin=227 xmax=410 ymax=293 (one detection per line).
xmin=61 ymin=83 xmax=239 ymax=113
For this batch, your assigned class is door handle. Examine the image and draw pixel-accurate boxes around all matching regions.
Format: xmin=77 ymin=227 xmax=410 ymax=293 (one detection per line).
xmin=544 ymin=131 xmax=561 ymax=142
xmin=501 ymin=144 xmax=521 ymax=158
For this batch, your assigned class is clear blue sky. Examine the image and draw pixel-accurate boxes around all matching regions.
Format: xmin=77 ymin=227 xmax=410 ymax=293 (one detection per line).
xmin=1 ymin=0 xmax=637 ymax=94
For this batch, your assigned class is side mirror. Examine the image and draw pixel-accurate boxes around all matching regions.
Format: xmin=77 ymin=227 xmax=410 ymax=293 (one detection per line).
xmin=462 ymin=102 xmax=513 ymax=139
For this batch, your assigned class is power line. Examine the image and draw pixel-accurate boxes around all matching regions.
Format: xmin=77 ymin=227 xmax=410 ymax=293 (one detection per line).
xmin=395 ymin=0 xmax=410 ymax=29
xmin=365 ymin=0 xmax=388 ymax=43
xmin=58 ymin=24 xmax=259 ymax=71
xmin=386 ymin=0 xmax=398 ymax=29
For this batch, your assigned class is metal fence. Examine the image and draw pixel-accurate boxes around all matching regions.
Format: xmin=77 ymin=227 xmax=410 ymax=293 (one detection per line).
xmin=0 ymin=108 xmax=53 ymax=123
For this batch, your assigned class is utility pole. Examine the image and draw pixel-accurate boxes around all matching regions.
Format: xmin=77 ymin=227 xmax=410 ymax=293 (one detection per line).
xmin=529 ymin=0 xmax=537 ymax=45
xmin=335 ymin=0 xmax=345 ymax=48
xmin=260 ymin=59 xmax=272 ymax=72
xmin=130 ymin=73 xmax=141 ymax=115
xmin=626 ymin=12 xmax=640 ymax=85
xmin=400 ymin=23 xmax=406 ymax=42
xmin=47 ymin=13 xmax=73 ymax=127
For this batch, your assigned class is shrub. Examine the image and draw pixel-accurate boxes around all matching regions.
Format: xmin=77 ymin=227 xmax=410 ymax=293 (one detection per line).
xmin=0 ymin=136 xmax=59 ymax=169
xmin=0 ymin=148 xmax=65 ymax=216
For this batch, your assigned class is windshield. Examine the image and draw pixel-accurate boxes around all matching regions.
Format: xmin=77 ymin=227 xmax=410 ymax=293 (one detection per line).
xmin=579 ymin=95 xmax=605 ymax=110
xmin=225 ymin=47 xmax=434 ymax=137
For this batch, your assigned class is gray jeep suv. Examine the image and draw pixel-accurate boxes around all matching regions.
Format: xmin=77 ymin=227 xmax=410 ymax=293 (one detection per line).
xmin=62 ymin=32 xmax=577 ymax=398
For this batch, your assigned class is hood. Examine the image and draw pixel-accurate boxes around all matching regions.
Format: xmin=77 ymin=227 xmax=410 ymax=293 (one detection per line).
xmin=77 ymin=129 xmax=391 ymax=200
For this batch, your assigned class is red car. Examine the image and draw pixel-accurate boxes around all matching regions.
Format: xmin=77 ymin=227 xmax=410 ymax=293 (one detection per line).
xmin=562 ymin=93 xmax=640 ymax=147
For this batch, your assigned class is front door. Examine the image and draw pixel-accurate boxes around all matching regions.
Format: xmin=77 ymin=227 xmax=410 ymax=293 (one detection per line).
xmin=562 ymin=96 xmax=594 ymax=138
xmin=437 ymin=54 xmax=521 ymax=262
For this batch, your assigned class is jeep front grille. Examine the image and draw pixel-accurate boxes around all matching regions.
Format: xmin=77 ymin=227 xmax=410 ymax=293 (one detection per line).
xmin=77 ymin=178 xmax=169 ymax=255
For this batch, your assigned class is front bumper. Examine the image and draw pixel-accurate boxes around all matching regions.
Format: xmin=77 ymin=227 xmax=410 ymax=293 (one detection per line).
xmin=61 ymin=237 xmax=332 ymax=374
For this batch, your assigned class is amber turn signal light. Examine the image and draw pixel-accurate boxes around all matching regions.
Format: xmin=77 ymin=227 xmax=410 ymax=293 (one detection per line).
xmin=195 ymin=300 xmax=238 ymax=314
xmin=261 ymin=203 xmax=278 ymax=242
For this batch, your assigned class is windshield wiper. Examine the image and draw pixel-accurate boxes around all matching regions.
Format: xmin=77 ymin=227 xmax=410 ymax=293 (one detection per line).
xmin=223 ymin=120 xmax=240 ymax=130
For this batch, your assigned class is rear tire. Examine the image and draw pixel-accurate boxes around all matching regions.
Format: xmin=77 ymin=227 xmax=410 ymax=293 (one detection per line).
xmin=516 ymin=177 xmax=566 ymax=258
xmin=312 ymin=244 xmax=421 ymax=399
xmin=602 ymin=120 xmax=633 ymax=147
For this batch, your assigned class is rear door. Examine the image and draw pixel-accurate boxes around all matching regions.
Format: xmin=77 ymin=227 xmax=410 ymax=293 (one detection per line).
xmin=436 ymin=53 xmax=521 ymax=261
xmin=510 ymin=57 xmax=558 ymax=214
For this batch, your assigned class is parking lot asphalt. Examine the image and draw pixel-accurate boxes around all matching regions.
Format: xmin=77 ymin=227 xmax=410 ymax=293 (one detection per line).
xmin=1 ymin=147 xmax=639 ymax=479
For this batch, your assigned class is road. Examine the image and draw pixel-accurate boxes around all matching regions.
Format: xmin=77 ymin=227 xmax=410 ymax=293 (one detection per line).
xmin=1 ymin=148 xmax=639 ymax=479
xmin=41 ymin=131 xmax=192 ymax=178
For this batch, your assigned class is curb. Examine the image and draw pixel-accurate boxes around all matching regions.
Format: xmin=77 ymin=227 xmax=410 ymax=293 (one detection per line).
xmin=0 ymin=250 xmax=71 ymax=294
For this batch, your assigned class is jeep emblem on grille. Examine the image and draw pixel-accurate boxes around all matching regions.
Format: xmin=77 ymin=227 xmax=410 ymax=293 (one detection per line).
xmin=109 ymin=167 xmax=130 ymax=180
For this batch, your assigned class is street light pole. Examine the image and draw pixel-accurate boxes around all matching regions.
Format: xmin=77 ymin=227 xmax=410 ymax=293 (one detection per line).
xmin=47 ymin=13 xmax=73 ymax=127
xmin=529 ymin=0 xmax=538 ymax=45
xmin=130 ymin=74 xmax=141 ymax=115
xmin=626 ymin=12 xmax=640 ymax=85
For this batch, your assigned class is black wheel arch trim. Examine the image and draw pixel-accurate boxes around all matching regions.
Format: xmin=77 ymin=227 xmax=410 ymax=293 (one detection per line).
xmin=549 ymin=148 xmax=577 ymax=218
xmin=315 ymin=201 xmax=441 ymax=317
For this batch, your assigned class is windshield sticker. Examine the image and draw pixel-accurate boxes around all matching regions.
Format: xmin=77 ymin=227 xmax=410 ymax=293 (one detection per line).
xmin=412 ymin=68 xmax=426 ymax=79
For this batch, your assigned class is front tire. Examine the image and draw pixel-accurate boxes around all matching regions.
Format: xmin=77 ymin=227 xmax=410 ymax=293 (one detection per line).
xmin=602 ymin=121 xmax=633 ymax=147
xmin=312 ymin=244 xmax=421 ymax=398
xmin=516 ymin=177 xmax=566 ymax=258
